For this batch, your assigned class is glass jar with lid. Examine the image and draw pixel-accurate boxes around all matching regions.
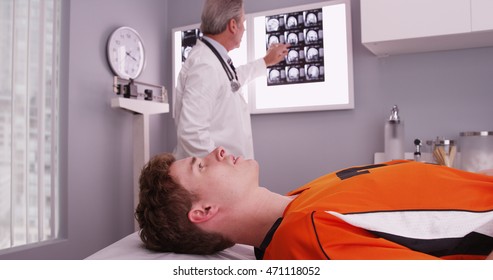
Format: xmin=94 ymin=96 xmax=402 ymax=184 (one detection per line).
xmin=426 ymin=138 xmax=458 ymax=168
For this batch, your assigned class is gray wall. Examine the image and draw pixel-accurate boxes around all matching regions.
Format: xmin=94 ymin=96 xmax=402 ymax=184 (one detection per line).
xmin=2 ymin=0 xmax=492 ymax=259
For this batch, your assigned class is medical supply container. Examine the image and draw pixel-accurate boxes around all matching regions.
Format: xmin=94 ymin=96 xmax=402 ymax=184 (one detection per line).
xmin=459 ymin=131 xmax=493 ymax=172
xmin=384 ymin=105 xmax=405 ymax=161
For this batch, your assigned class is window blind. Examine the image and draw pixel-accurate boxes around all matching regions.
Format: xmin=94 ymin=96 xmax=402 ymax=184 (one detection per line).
xmin=0 ymin=0 xmax=61 ymax=250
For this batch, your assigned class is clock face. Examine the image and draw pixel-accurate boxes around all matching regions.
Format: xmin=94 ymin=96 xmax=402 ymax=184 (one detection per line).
xmin=107 ymin=27 xmax=145 ymax=79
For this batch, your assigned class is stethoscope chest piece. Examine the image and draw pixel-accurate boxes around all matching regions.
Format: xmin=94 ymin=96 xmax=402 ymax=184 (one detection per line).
xmin=231 ymin=80 xmax=240 ymax=92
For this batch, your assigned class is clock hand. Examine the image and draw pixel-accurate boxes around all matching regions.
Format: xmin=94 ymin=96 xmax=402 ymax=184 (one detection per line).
xmin=126 ymin=51 xmax=137 ymax=61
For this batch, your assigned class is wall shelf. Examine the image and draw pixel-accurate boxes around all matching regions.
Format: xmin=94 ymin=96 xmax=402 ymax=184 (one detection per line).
xmin=111 ymin=97 xmax=169 ymax=115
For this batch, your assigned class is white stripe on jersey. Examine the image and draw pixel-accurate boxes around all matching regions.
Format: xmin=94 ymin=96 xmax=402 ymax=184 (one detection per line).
xmin=326 ymin=210 xmax=493 ymax=239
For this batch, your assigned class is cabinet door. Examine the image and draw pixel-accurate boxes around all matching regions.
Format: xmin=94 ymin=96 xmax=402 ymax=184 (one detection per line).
xmin=361 ymin=0 xmax=471 ymax=43
xmin=472 ymin=0 xmax=493 ymax=31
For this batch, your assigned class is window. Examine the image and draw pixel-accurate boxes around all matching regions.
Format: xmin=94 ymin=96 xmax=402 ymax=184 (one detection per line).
xmin=0 ymin=0 xmax=61 ymax=250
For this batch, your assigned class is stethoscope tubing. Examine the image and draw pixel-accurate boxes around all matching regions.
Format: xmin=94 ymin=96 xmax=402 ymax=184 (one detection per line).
xmin=200 ymin=38 xmax=240 ymax=92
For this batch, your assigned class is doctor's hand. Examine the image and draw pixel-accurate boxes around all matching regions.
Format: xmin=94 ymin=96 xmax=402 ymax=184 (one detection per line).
xmin=263 ymin=43 xmax=290 ymax=66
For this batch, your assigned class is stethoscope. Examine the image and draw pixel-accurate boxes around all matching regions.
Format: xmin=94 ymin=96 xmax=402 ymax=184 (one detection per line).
xmin=200 ymin=38 xmax=241 ymax=92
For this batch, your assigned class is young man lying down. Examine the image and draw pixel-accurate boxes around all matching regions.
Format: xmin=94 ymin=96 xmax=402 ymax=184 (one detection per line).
xmin=135 ymin=147 xmax=493 ymax=260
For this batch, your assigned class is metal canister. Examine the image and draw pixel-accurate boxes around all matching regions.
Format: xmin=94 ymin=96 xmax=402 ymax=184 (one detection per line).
xmin=459 ymin=131 xmax=493 ymax=172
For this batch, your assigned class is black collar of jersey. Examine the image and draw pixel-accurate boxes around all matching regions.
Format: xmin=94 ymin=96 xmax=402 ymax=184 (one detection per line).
xmin=254 ymin=217 xmax=283 ymax=260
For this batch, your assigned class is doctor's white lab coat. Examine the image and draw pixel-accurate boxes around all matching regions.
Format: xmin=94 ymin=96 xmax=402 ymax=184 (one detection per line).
xmin=173 ymin=39 xmax=266 ymax=159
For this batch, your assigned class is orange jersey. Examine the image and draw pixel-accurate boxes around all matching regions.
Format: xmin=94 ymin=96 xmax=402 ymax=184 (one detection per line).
xmin=255 ymin=161 xmax=493 ymax=260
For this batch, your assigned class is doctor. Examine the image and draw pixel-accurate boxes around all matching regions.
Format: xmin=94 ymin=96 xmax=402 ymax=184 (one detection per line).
xmin=173 ymin=0 xmax=289 ymax=159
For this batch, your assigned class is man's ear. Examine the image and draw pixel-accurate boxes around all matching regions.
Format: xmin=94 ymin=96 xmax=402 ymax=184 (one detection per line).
xmin=188 ymin=205 xmax=218 ymax=224
xmin=227 ymin=18 xmax=237 ymax=34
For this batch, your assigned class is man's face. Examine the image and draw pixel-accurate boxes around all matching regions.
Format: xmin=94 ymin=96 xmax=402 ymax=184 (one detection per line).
xmin=169 ymin=147 xmax=259 ymax=203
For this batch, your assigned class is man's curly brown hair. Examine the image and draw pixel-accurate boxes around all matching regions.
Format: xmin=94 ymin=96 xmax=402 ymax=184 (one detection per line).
xmin=134 ymin=153 xmax=235 ymax=254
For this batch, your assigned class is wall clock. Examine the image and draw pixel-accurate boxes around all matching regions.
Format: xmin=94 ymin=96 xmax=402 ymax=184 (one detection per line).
xmin=106 ymin=26 xmax=146 ymax=79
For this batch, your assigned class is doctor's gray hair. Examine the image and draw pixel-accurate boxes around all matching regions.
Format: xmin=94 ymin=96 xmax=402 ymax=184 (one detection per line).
xmin=200 ymin=0 xmax=243 ymax=35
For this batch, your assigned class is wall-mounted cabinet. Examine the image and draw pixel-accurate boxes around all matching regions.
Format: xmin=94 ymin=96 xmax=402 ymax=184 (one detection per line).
xmin=361 ymin=0 xmax=493 ymax=56
xmin=472 ymin=0 xmax=493 ymax=31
